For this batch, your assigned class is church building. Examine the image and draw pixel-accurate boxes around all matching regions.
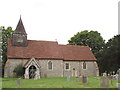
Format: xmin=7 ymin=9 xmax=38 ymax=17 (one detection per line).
xmin=4 ymin=17 xmax=99 ymax=79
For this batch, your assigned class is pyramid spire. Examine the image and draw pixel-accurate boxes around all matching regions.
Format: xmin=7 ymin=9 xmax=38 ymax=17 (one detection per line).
xmin=12 ymin=16 xmax=28 ymax=47
xmin=14 ymin=16 xmax=27 ymax=35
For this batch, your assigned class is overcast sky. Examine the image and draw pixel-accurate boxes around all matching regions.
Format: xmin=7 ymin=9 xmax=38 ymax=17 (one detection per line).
xmin=0 ymin=0 xmax=119 ymax=44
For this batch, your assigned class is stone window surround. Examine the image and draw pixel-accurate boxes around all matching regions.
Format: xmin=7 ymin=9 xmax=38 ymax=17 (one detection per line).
xmin=65 ymin=63 xmax=70 ymax=71
xmin=82 ymin=61 xmax=87 ymax=70
xmin=47 ymin=60 xmax=53 ymax=71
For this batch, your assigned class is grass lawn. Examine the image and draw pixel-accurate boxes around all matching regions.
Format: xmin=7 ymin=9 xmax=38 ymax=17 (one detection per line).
xmin=2 ymin=76 xmax=118 ymax=88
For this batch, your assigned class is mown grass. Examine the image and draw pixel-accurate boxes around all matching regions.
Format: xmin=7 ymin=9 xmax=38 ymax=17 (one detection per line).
xmin=2 ymin=76 xmax=118 ymax=88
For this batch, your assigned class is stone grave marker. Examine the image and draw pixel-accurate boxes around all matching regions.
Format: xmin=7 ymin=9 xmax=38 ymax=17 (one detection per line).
xmin=67 ymin=76 xmax=71 ymax=81
xmin=115 ymin=74 xmax=118 ymax=80
xmin=44 ymin=73 xmax=47 ymax=78
xmin=100 ymin=76 xmax=109 ymax=88
xmin=82 ymin=76 xmax=88 ymax=83
xmin=116 ymin=69 xmax=120 ymax=88
xmin=110 ymin=75 xmax=113 ymax=86
xmin=118 ymin=69 xmax=120 ymax=81
xmin=17 ymin=78 xmax=22 ymax=88
xmin=103 ymin=72 xmax=107 ymax=77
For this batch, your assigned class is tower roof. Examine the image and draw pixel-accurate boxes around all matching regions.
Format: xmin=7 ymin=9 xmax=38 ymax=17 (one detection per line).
xmin=13 ymin=17 xmax=27 ymax=35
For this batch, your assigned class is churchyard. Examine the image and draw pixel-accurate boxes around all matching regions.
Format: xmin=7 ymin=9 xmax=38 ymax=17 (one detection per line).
xmin=2 ymin=76 xmax=118 ymax=88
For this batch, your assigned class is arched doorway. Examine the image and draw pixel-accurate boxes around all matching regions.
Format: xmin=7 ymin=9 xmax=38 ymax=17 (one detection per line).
xmin=29 ymin=65 xmax=36 ymax=79
xmin=24 ymin=58 xmax=41 ymax=79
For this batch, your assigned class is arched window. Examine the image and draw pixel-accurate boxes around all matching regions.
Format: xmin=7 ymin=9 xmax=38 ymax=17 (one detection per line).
xmin=83 ymin=62 xmax=86 ymax=69
xmin=48 ymin=61 xmax=52 ymax=70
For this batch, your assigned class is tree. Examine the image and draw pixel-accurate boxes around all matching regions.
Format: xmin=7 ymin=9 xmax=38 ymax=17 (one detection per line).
xmin=68 ymin=30 xmax=105 ymax=74
xmin=68 ymin=30 xmax=105 ymax=55
xmin=101 ymin=35 xmax=120 ymax=74
xmin=0 ymin=26 xmax=14 ymax=76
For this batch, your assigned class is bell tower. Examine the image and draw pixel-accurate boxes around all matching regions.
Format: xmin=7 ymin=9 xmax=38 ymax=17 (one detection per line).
xmin=12 ymin=17 xmax=28 ymax=47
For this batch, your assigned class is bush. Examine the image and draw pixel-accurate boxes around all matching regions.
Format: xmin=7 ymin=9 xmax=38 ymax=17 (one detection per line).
xmin=13 ymin=64 xmax=25 ymax=78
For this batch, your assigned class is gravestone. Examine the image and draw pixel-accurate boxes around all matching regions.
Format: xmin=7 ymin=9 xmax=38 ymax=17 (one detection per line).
xmin=103 ymin=72 xmax=107 ymax=77
xmin=44 ymin=73 xmax=47 ymax=78
xmin=118 ymin=69 xmax=120 ymax=81
xmin=82 ymin=76 xmax=88 ymax=83
xmin=100 ymin=76 xmax=109 ymax=88
xmin=67 ymin=76 xmax=71 ymax=81
xmin=116 ymin=69 xmax=120 ymax=88
xmin=115 ymin=74 xmax=118 ymax=80
xmin=17 ymin=78 xmax=22 ymax=88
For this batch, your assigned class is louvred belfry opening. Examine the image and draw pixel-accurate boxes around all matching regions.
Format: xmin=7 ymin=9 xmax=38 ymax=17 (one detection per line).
xmin=12 ymin=16 xmax=28 ymax=47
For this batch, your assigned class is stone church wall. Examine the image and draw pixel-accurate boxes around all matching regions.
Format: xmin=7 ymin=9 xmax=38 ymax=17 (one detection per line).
xmin=79 ymin=61 xmax=99 ymax=76
xmin=63 ymin=61 xmax=80 ymax=77
xmin=4 ymin=58 xmax=99 ymax=78
xmin=38 ymin=59 xmax=63 ymax=78
xmin=63 ymin=61 xmax=99 ymax=77
xmin=4 ymin=59 xmax=28 ymax=77
xmin=4 ymin=59 xmax=64 ymax=78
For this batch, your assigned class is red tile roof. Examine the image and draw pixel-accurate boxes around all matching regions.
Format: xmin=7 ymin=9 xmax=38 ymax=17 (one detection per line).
xmin=7 ymin=39 xmax=96 ymax=61
xmin=60 ymin=45 xmax=96 ymax=60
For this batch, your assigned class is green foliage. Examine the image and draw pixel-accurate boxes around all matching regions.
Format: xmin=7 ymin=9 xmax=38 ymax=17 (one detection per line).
xmin=0 ymin=26 xmax=14 ymax=76
xmin=68 ymin=30 xmax=105 ymax=55
xmin=101 ymin=35 xmax=120 ymax=74
xmin=13 ymin=64 xmax=25 ymax=78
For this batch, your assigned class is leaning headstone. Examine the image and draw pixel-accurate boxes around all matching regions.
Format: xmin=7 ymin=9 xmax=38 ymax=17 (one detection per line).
xmin=17 ymin=78 xmax=22 ymax=88
xmin=67 ymin=76 xmax=71 ymax=81
xmin=100 ymin=76 xmax=109 ymax=88
xmin=82 ymin=76 xmax=88 ymax=83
